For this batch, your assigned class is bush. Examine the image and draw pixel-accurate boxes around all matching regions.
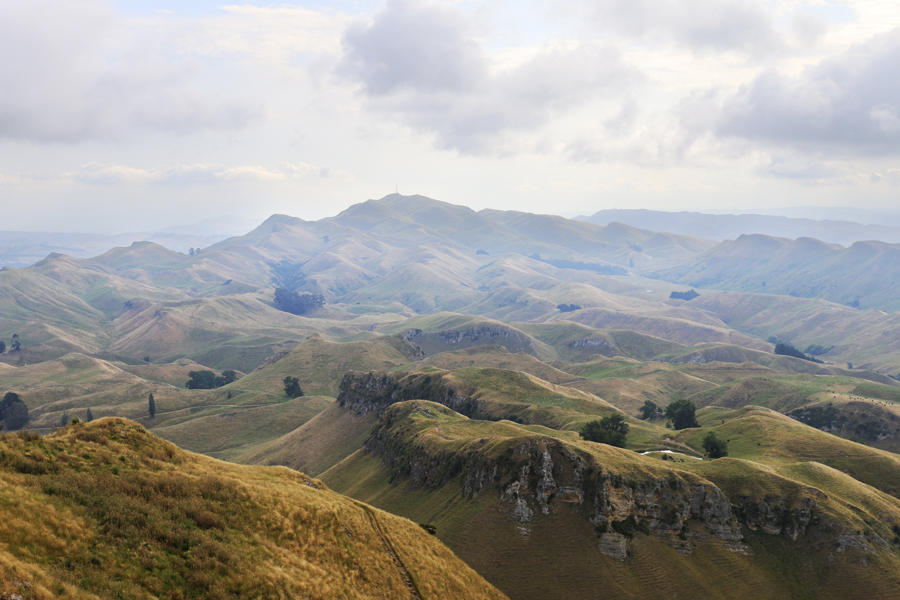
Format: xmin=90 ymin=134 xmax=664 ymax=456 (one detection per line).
xmin=665 ymin=399 xmax=698 ymax=430
xmin=580 ymin=413 xmax=629 ymax=447
xmin=702 ymin=432 xmax=728 ymax=458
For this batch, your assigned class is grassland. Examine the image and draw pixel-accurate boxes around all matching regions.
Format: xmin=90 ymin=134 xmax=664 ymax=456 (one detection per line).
xmin=0 ymin=418 xmax=507 ymax=599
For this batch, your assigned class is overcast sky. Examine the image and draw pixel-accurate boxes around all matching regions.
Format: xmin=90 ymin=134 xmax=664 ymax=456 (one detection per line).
xmin=1 ymin=0 xmax=899 ymax=233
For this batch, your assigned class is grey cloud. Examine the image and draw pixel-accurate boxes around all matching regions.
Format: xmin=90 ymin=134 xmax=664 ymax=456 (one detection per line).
xmin=716 ymin=28 xmax=900 ymax=156
xmin=0 ymin=1 xmax=259 ymax=142
xmin=339 ymin=1 xmax=639 ymax=153
xmin=339 ymin=0 xmax=485 ymax=95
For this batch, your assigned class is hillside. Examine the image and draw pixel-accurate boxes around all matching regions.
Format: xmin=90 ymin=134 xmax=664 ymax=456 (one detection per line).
xmin=656 ymin=235 xmax=900 ymax=311
xmin=0 ymin=418 xmax=507 ymax=599
xmin=320 ymin=398 xmax=900 ymax=600
xmin=582 ymin=209 xmax=900 ymax=245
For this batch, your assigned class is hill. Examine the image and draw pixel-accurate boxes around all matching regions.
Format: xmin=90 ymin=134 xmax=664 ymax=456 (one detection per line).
xmin=0 ymin=418 xmax=506 ymax=599
xmin=655 ymin=235 xmax=900 ymax=311
xmin=319 ymin=399 xmax=900 ymax=600
xmin=581 ymin=209 xmax=900 ymax=245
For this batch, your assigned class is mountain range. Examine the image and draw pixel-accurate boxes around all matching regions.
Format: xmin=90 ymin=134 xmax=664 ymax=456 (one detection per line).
xmin=1 ymin=193 xmax=899 ymax=599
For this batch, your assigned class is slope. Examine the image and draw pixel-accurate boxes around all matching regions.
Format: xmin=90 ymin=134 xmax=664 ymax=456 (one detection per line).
xmin=0 ymin=418 xmax=507 ymax=599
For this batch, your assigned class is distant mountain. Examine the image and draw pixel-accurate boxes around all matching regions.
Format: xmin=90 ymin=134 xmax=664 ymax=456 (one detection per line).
xmin=655 ymin=234 xmax=900 ymax=310
xmin=0 ymin=230 xmax=229 ymax=268
xmin=580 ymin=209 xmax=900 ymax=245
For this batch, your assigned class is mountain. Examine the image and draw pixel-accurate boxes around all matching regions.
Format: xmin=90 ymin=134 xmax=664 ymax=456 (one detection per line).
xmin=655 ymin=234 xmax=900 ymax=311
xmin=581 ymin=209 xmax=900 ymax=245
xmin=0 ymin=418 xmax=506 ymax=599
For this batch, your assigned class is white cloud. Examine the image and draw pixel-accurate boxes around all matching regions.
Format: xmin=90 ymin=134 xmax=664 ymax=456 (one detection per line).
xmin=67 ymin=162 xmax=330 ymax=185
xmin=715 ymin=28 xmax=900 ymax=156
xmin=0 ymin=0 xmax=260 ymax=142
xmin=338 ymin=1 xmax=640 ymax=153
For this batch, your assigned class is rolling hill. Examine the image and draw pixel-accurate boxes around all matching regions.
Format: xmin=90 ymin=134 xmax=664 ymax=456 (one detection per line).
xmin=0 ymin=418 xmax=506 ymax=599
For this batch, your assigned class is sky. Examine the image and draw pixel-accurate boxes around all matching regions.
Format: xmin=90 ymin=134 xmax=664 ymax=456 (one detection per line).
xmin=1 ymin=0 xmax=899 ymax=233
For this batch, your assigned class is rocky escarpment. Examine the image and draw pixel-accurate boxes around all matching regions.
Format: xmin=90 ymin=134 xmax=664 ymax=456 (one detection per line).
xmin=401 ymin=325 xmax=536 ymax=357
xmin=362 ymin=402 xmax=764 ymax=560
xmin=789 ymin=402 xmax=899 ymax=450
xmin=338 ymin=371 xmax=486 ymax=419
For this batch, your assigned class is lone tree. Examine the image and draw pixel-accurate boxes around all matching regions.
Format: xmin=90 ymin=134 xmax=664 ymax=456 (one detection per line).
xmin=0 ymin=391 xmax=29 ymax=430
xmin=665 ymin=399 xmax=698 ymax=430
xmin=579 ymin=413 xmax=629 ymax=447
xmin=0 ymin=340 xmax=5 ymax=353
xmin=283 ymin=376 xmax=304 ymax=398
xmin=85 ymin=407 xmax=94 ymax=422
xmin=702 ymin=431 xmax=728 ymax=458
xmin=10 ymin=333 xmax=21 ymax=353
xmin=148 ymin=393 xmax=156 ymax=419
xmin=639 ymin=400 xmax=660 ymax=420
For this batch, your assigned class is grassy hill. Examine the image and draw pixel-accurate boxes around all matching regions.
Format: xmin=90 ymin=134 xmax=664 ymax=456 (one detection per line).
xmin=320 ymin=400 xmax=900 ymax=600
xmin=656 ymin=234 xmax=900 ymax=311
xmin=0 ymin=418 xmax=506 ymax=599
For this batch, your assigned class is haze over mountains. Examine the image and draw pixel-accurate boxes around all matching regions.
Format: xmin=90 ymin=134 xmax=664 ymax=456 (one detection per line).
xmin=582 ymin=209 xmax=900 ymax=245
xmin=2 ymin=193 xmax=900 ymax=599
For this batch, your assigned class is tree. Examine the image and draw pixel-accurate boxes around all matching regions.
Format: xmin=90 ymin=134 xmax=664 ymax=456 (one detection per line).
xmin=220 ymin=370 xmax=238 ymax=385
xmin=10 ymin=333 xmax=21 ymax=353
xmin=283 ymin=376 xmax=304 ymax=398
xmin=186 ymin=370 xmax=221 ymax=389
xmin=665 ymin=399 xmax=698 ymax=430
xmin=702 ymin=432 xmax=728 ymax=458
xmin=579 ymin=413 xmax=629 ymax=447
xmin=148 ymin=393 xmax=156 ymax=419
xmin=639 ymin=400 xmax=660 ymax=420
xmin=60 ymin=412 xmax=70 ymax=427
xmin=273 ymin=288 xmax=325 ymax=316
xmin=0 ymin=340 xmax=5 ymax=353
xmin=85 ymin=407 xmax=94 ymax=422
xmin=0 ymin=392 xmax=29 ymax=430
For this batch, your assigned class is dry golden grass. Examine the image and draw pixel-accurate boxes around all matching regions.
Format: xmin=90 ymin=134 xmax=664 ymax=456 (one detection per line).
xmin=0 ymin=418 xmax=507 ymax=600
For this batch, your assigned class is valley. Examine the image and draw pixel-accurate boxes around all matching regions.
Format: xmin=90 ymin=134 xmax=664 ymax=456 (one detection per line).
xmin=1 ymin=194 xmax=899 ymax=599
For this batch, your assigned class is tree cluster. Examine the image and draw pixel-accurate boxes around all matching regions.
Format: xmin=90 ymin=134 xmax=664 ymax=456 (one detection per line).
xmin=702 ymin=432 xmax=728 ymax=458
xmin=774 ymin=342 xmax=823 ymax=363
xmin=185 ymin=370 xmax=238 ymax=389
xmin=283 ymin=376 xmax=304 ymax=398
xmin=556 ymin=303 xmax=582 ymax=312
xmin=669 ymin=289 xmax=700 ymax=301
xmin=579 ymin=413 xmax=629 ymax=447
xmin=639 ymin=400 xmax=661 ymax=420
xmin=665 ymin=399 xmax=698 ymax=430
xmin=1 ymin=392 xmax=29 ymax=430
xmin=273 ymin=288 xmax=325 ymax=316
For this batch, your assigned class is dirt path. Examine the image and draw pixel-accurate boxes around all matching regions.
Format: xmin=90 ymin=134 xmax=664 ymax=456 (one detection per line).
xmin=359 ymin=503 xmax=424 ymax=600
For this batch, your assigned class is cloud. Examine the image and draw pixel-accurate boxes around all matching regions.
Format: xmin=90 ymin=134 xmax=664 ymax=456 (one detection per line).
xmin=715 ymin=28 xmax=900 ymax=156
xmin=338 ymin=0 xmax=639 ymax=153
xmin=68 ymin=162 xmax=327 ymax=185
xmin=0 ymin=0 xmax=259 ymax=142
xmin=576 ymin=0 xmax=782 ymax=54
xmin=339 ymin=0 xmax=486 ymax=95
